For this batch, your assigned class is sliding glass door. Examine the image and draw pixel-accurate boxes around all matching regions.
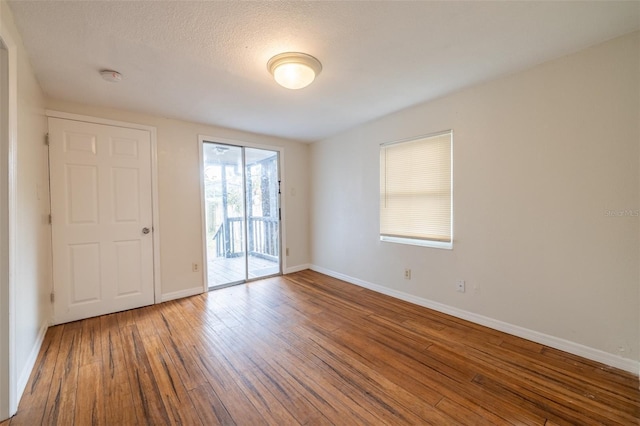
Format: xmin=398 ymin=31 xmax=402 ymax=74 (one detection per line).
xmin=203 ymin=144 xmax=245 ymax=286
xmin=202 ymin=142 xmax=281 ymax=288
xmin=245 ymin=148 xmax=280 ymax=279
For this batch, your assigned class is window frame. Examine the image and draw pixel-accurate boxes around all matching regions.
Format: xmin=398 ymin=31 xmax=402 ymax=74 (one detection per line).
xmin=379 ymin=130 xmax=453 ymax=250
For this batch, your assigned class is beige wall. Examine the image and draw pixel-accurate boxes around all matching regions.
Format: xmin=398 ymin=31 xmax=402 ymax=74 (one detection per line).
xmin=0 ymin=10 xmax=10 ymax=420
xmin=1 ymin=0 xmax=51 ymax=415
xmin=310 ymin=32 xmax=640 ymax=370
xmin=45 ymin=99 xmax=311 ymax=297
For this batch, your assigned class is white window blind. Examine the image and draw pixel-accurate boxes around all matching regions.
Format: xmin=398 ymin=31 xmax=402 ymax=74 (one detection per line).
xmin=380 ymin=131 xmax=452 ymax=248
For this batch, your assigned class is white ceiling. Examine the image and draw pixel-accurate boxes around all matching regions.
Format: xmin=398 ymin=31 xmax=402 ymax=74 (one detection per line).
xmin=7 ymin=1 xmax=640 ymax=142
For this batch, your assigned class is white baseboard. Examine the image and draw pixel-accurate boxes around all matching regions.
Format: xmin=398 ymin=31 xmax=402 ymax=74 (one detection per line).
xmin=17 ymin=320 xmax=49 ymax=403
xmin=284 ymin=263 xmax=310 ymax=274
xmin=309 ymin=264 xmax=639 ymax=376
xmin=160 ymin=287 xmax=203 ymax=303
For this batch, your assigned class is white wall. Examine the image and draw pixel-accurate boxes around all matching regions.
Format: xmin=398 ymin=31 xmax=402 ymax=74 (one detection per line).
xmin=0 ymin=0 xmax=51 ymax=416
xmin=45 ymin=99 xmax=311 ymax=298
xmin=310 ymin=32 xmax=639 ymax=371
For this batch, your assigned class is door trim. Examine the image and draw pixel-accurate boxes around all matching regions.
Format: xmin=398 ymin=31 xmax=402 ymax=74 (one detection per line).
xmin=45 ymin=110 xmax=162 ymax=303
xmin=197 ymin=135 xmax=286 ymax=292
xmin=0 ymin=23 xmax=18 ymax=420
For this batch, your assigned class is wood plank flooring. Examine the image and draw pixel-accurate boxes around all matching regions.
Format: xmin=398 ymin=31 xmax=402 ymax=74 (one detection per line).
xmin=3 ymin=270 xmax=639 ymax=425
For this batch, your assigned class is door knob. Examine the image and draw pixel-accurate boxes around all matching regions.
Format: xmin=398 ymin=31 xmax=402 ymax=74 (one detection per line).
xmin=142 ymin=227 xmax=150 ymax=234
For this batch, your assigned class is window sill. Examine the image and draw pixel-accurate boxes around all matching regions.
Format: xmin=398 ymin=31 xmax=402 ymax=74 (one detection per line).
xmin=380 ymin=235 xmax=453 ymax=250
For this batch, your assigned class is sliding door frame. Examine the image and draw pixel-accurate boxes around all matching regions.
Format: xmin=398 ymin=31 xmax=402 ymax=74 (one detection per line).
xmin=198 ymin=135 xmax=285 ymax=292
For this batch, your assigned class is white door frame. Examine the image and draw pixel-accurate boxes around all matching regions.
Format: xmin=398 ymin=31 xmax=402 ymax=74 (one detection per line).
xmin=197 ymin=135 xmax=286 ymax=292
xmin=0 ymin=22 xmax=18 ymax=420
xmin=46 ymin=110 xmax=162 ymax=304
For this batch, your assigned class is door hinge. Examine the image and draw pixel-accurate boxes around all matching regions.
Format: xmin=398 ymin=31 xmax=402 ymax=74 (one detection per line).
xmin=278 ymin=180 xmax=281 ymax=195
xmin=50 ymin=292 xmax=55 ymax=303
xmin=48 ymin=214 xmax=52 ymax=224
xmin=45 ymin=133 xmax=50 ymax=146
xmin=279 ymin=208 xmax=281 ymax=221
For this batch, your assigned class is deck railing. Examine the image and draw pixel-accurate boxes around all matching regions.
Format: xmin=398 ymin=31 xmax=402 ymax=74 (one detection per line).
xmin=213 ymin=216 xmax=279 ymax=261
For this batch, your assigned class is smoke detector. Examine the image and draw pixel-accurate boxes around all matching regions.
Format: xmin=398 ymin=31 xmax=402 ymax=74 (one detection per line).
xmin=100 ymin=70 xmax=122 ymax=83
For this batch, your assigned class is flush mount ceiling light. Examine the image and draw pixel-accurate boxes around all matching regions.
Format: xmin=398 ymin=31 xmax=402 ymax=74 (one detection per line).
xmin=100 ymin=69 xmax=122 ymax=83
xmin=267 ymin=52 xmax=322 ymax=90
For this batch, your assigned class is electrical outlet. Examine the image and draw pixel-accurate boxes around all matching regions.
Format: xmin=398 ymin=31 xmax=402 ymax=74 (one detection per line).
xmin=192 ymin=263 xmax=199 ymax=272
xmin=404 ymin=268 xmax=411 ymax=280
xmin=456 ymin=280 xmax=465 ymax=293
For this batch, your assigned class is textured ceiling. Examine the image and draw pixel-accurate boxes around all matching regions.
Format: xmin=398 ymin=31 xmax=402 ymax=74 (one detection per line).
xmin=7 ymin=1 xmax=640 ymax=142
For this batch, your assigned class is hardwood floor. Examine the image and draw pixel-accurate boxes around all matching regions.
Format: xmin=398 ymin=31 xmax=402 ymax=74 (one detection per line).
xmin=3 ymin=270 xmax=639 ymax=425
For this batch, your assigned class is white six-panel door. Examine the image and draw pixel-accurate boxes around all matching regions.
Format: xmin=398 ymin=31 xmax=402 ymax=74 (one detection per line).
xmin=49 ymin=118 xmax=155 ymax=324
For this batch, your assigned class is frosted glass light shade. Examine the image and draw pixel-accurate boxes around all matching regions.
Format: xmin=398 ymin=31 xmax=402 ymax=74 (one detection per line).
xmin=267 ymin=52 xmax=322 ymax=90
xmin=273 ymin=62 xmax=316 ymax=89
